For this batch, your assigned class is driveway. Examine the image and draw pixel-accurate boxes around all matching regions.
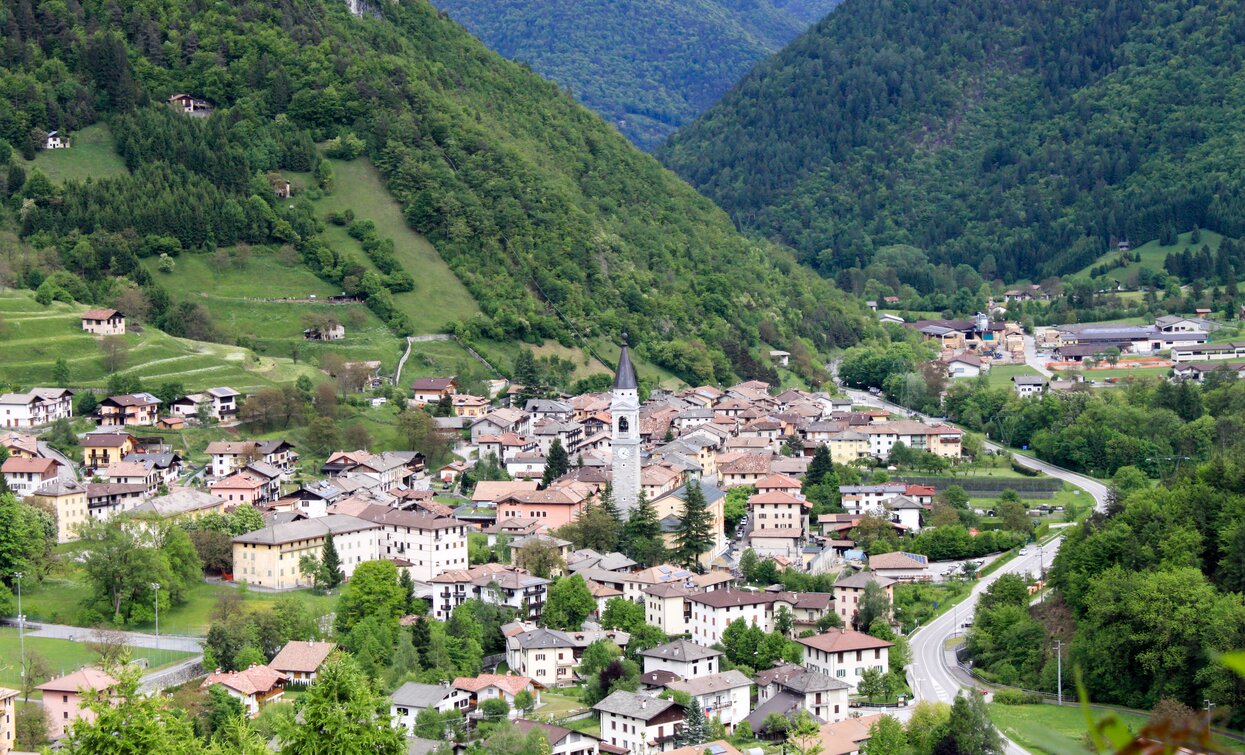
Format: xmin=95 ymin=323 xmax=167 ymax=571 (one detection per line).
xmin=1022 ymin=334 xmax=1055 ymax=378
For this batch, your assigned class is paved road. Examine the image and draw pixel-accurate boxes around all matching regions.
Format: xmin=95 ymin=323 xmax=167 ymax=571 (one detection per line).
xmin=1022 ymin=334 xmax=1055 ymax=378
xmin=21 ymin=621 xmax=205 ymax=652
xmin=843 ymin=388 xmax=1110 ymax=753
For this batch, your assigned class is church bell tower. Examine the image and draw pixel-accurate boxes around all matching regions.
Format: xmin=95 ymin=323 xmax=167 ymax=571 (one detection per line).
xmin=611 ymin=334 xmax=641 ymax=515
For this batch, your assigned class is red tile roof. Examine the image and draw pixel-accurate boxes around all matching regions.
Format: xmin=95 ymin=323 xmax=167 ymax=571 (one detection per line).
xmin=798 ymin=628 xmax=894 ymax=654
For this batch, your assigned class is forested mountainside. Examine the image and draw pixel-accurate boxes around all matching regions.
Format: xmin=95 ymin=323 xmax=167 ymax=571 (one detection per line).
xmin=659 ymin=0 xmax=1245 ymax=285
xmin=429 ymin=0 xmax=842 ymax=150
xmin=0 ymin=0 xmax=867 ymax=386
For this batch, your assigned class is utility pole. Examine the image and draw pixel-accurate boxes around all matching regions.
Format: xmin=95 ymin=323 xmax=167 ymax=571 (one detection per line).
xmin=15 ymin=571 xmax=25 ymax=698
xmin=151 ymin=582 xmax=161 ymax=654
xmin=1055 ymin=639 xmax=1063 ymax=705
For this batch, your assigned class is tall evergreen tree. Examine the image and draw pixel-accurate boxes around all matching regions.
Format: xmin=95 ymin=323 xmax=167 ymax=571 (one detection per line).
xmin=320 ymin=533 xmax=343 ymax=590
xmin=622 ymin=491 xmax=664 ymax=566
xmin=598 ymin=483 xmax=622 ymax=523
xmin=681 ymin=700 xmax=707 ymax=747
xmin=542 ymin=439 xmax=570 ymax=487
xmin=673 ymin=480 xmax=714 ymax=569
xmin=398 ymin=568 xmax=416 ymax=614
xmin=806 ymin=444 xmax=833 ymax=487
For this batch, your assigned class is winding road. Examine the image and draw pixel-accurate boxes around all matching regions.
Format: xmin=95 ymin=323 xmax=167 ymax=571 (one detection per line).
xmin=843 ymin=388 xmax=1109 ymax=753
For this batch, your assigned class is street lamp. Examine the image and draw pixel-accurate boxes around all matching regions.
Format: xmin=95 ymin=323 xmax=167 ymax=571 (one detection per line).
xmin=1205 ymin=699 xmax=1216 ymax=727
xmin=15 ymin=572 xmax=25 ymax=695
xmin=151 ymin=582 xmax=160 ymax=653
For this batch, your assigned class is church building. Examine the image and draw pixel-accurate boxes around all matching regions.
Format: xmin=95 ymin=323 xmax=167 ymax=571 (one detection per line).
xmin=611 ymin=336 xmax=641 ymax=515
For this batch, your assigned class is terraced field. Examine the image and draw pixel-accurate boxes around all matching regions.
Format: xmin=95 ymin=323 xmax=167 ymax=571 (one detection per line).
xmin=0 ymin=293 xmax=320 ymax=391
xmin=141 ymin=249 xmax=404 ymax=370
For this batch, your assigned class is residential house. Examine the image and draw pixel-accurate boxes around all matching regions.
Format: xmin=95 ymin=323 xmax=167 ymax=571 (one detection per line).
xmin=798 ymin=629 xmax=892 ymax=693
xmin=1012 ymin=375 xmax=1047 ymax=397
xmin=816 ymin=714 xmax=885 ymax=755
xmin=201 ymin=665 xmax=287 ymax=717
xmin=652 ymin=481 xmax=727 ymax=568
xmin=506 ymin=626 xmax=630 ymax=686
xmin=81 ymin=432 xmax=137 ymax=468
xmin=866 ymin=552 xmax=930 ymax=581
xmin=639 ymin=640 xmax=721 ymax=681
xmin=97 ymin=393 xmax=160 ymax=427
xmin=37 ymin=667 xmax=118 ymax=739
xmin=2 ymin=456 xmax=61 ymax=496
xmin=391 ymin=682 xmax=470 ymax=734
xmin=123 ymin=452 xmax=182 ymax=486
xmin=170 ymin=387 xmax=241 ymax=422
xmin=452 ymin=394 xmax=491 ymax=418
xmin=594 ymin=690 xmax=685 ymax=754
xmin=29 ymin=478 xmax=88 ymax=543
xmin=665 ymin=671 xmax=753 ymax=733
xmin=472 ymin=480 xmax=540 ymax=506
xmin=832 ymin=573 xmax=896 ymax=625
xmin=860 ymin=421 xmax=963 ymax=459
xmin=412 ymin=377 xmax=458 ymax=405
xmin=86 ymin=482 xmax=147 ymax=520
xmin=0 ymin=686 xmax=15 ymax=754
xmin=101 ymin=460 xmax=159 ymax=495
xmin=578 ymin=564 xmax=726 ymax=603
xmin=205 ymin=440 xmax=297 ymax=479
xmin=511 ymin=719 xmax=601 ymax=755
xmin=717 ymin=453 xmax=773 ymax=488
xmin=211 ymin=472 xmax=267 ymax=505
xmin=269 ymin=641 xmax=336 ymax=683
xmin=0 ymin=388 xmax=73 ymax=428
xmin=0 ymin=432 xmax=40 ymax=459
xmin=946 ymin=353 xmax=983 ymax=378
xmin=452 ymin=674 xmax=539 ymax=718
xmin=471 ymin=408 xmax=532 ymax=443
xmin=643 ymin=583 xmax=697 ymax=637
xmin=495 ymin=485 xmax=594 ymax=531
xmin=687 ymin=590 xmax=781 ymax=646
xmin=748 ymin=664 xmax=849 ymax=730
xmin=45 ymin=130 xmax=69 ymax=149
xmin=430 ymin=563 xmax=549 ymax=621
xmin=231 ymin=515 xmax=382 ymax=589
xmin=168 ymin=93 xmax=213 ymax=114
xmin=353 ymin=505 xmax=468 ymax=582
xmin=80 ymin=308 xmax=125 ymax=335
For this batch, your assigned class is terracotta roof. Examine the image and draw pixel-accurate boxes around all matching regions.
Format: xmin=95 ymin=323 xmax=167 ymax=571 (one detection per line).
xmin=687 ymin=590 xmax=777 ymax=609
xmin=202 ymin=664 xmax=287 ymax=695
xmin=211 ymin=472 xmax=265 ymax=490
xmin=754 ymin=473 xmax=803 ymax=490
xmin=453 ymin=674 xmax=533 ymax=696
xmin=748 ymin=490 xmax=805 ymax=506
xmin=37 ymin=667 xmax=117 ymax=693
xmin=798 ymin=628 xmax=894 ymax=654
xmin=867 ymin=552 xmax=929 ymax=570
xmin=819 ymin=714 xmax=885 ymax=755
xmin=80 ymin=308 xmax=120 ymax=320
xmin=2 ymin=456 xmax=59 ymax=474
xmin=269 ymin=641 xmax=336 ymax=674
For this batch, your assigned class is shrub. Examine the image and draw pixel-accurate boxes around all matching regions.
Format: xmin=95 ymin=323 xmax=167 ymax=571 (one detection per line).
xmin=993 ymin=689 xmax=1045 ymax=705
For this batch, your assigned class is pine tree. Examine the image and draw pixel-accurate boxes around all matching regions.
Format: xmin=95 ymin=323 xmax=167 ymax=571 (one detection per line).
xmin=542 ymin=439 xmax=569 ymax=487
xmin=398 ymin=568 xmax=416 ymax=614
xmin=806 ymin=444 xmax=833 ymax=487
xmin=320 ymin=533 xmax=343 ymax=589
xmin=598 ymin=483 xmax=622 ymax=523
xmin=681 ymin=700 xmax=707 ymax=747
xmin=674 ymin=480 xmax=714 ymax=569
xmin=622 ymin=490 xmax=664 ymax=566
xmin=52 ymin=358 xmax=71 ymax=388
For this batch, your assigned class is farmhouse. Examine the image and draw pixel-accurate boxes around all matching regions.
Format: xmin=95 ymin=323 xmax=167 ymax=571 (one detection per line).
xmin=80 ymin=308 xmax=125 ymax=335
xmin=45 ymin=130 xmax=69 ymax=149
xmin=168 ymin=93 xmax=213 ymax=114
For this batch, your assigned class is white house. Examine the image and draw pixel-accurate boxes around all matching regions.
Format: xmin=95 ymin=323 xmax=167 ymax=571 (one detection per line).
xmin=430 ymin=563 xmax=550 ymax=622
xmin=798 ymin=629 xmax=893 ymax=693
xmin=506 ymin=626 xmax=630 ymax=686
xmin=832 ymin=572 xmax=896 ymax=625
xmin=643 ymin=583 xmax=697 ymax=637
xmin=201 ymin=665 xmax=287 ymax=717
xmin=749 ymin=663 xmax=850 ymax=729
xmin=1 ymin=456 xmax=62 ymax=496
xmin=352 ymin=505 xmax=468 ymax=582
xmin=45 ymin=130 xmax=69 ymax=149
xmin=452 ymin=674 xmax=539 ymax=718
xmin=0 ymin=388 xmax=73 ymax=428
xmin=639 ymin=639 xmax=721 ymax=681
xmin=391 ymin=682 xmax=469 ymax=734
xmin=512 ymin=719 xmax=600 ymax=755
xmin=1012 ymin=375 xmax=1047 ymax=397
xmin=594 ymin=690 xmax=685 ymax=754
xmin=665 ymin=670 xmax=753 ymax=733
xmin=946 ymin=353 xmax=983 ymax=378
xmin=687 ymin=590 xmax=779 ymax=646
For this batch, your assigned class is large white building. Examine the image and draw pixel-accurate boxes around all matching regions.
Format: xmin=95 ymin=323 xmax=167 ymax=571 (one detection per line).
xmin=430 ymin=563 xmax=550 ymax=621
xmin=798 ymin=629 xmax=893 ymax=692
xmin=506 ymin=626 xmax=630 ymax=686
xmin=0 ymin=388 xmax=73 ymax=428
xmin=749 ymin=663 xmax=850 ymax=730
xmin=686 ymin=589 xmax=837 ymax=646
xmin=665 ymin=670 xmax=752 ymax=733
xmin=351 ymin=505 xmax=468 ymax=582
xmin=594 ymin=690 xmax=685 ymax=754
xmin=639 ymin=639 xmax=721 ymax=681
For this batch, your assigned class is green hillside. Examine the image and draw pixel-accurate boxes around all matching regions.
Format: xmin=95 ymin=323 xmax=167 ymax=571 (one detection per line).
xmin=0 ymin=0 xmax=866 ymax=389
xmin=659 ymin=0 xmax=1245 ymax=285
xmin=1074 ymin=230 xmax=1227 ymax=283
xmin=431 ymin=0 xmax=842 ymax=150
xmin=0 ymin=292 xmax=319 ymax=391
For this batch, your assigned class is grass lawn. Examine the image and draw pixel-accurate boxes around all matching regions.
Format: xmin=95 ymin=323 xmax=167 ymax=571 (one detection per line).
xmin=19 ymin=124 xmax=128 ymax=184
xmin=18 ymin=564 xmax=336 ymax=637
xmin=984 ymin=363 xmax=1043 ymax=389
xmin=306 ymin=157 xmax=480 ymax=334
xmin=1055 ymin=365 xmax=1170 ymax=381
xmin=0 ymin=292 xmax=321 ymax=391
xmin=0 ymin=628 xmax=195 ymax=692
xmin=988 ymin=703 xmax=1240 ymax=754
xmin=561 ymin=716 xmax=601 ymax=737
xmin=475 ymin=336 xmax=685 ymax=390
xmin=535 ymin=691 xmax=589 ymax=720
xmin=1074 ymin=229 xmax=1227 ymax=281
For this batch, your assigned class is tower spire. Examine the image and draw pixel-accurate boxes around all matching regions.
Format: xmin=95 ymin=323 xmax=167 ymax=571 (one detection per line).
xmin=614 ymin=333 xmax=637 ymax=390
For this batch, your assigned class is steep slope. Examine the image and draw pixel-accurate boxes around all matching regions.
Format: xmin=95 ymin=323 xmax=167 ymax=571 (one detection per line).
xmin=429 ymin=0 xmax=842 ymax=149
xmin=0 ymin=0 xmax=866 ymax=387
xmin=659 ymin=0 xmax=1245 ymax=283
